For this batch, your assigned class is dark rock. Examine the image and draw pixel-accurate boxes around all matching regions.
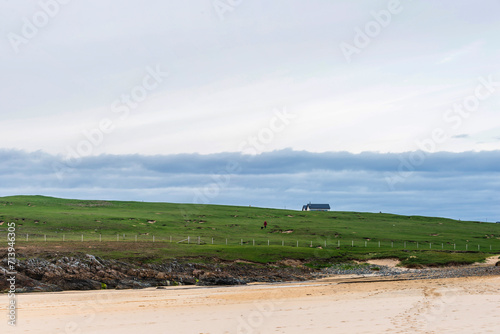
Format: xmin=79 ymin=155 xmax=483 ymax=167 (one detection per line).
xmin=6 ymin=251 xmax=443 ymax=292
xmin=58 ymin=279 xmax=102 ymax=291
xmin=197 ymin=273 xmax=246 ymax=286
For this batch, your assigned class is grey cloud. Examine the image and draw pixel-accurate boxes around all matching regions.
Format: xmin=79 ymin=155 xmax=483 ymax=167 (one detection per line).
xmin=47 ymin=149 xmax=500 ymax=175
xmin=0 ymin=149 xmax=499 ymax=221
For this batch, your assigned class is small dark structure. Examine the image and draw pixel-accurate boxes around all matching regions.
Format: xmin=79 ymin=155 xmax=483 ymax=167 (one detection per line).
xmin=302 ymin=203 xmax=331 ymax=211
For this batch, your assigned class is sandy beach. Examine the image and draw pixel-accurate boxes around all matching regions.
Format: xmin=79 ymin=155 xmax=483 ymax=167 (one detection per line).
xmin=2 ymin=275 xmax=499 ymax=334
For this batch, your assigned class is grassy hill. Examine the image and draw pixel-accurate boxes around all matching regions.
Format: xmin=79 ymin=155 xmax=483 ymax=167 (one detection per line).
xmin=1 ymin=195 xmax=499 ymax=266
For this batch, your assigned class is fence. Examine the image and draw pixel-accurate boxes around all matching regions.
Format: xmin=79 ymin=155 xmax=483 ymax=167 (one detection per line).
xmin=4 ymin=232 xmax=500 ymax=252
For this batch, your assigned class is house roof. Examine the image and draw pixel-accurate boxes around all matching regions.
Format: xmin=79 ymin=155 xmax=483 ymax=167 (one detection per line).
xmin=306 ymin=204 xmax=330 ymax=209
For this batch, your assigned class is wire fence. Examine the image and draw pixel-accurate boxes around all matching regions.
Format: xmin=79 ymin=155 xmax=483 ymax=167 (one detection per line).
xmin=4 ymin=232 xmax=500 ymax=252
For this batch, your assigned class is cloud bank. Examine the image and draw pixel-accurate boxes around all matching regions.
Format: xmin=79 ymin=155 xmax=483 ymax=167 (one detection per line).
xmin=1 ymin=149 xmax=498 ymax=221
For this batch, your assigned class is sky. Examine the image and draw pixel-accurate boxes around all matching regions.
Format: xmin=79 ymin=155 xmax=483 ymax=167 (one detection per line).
xmin=1 ymin=0 xmax=499 ymax=220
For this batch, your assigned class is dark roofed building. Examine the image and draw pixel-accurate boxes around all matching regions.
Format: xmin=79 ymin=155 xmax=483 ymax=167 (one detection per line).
xmin=302 ymin=203 xmax=330 ymax=211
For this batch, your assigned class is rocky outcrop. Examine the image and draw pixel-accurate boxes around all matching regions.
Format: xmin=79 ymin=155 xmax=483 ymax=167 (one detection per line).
xmin=197 ymin=272 xmax=246 ymax=286
xmin=0 ymin=252 xmax=313 ymax=292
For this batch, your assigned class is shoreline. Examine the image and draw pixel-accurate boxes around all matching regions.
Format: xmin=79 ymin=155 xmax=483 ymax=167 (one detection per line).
xmin=1 ymin=252 xmax=499 ymax=293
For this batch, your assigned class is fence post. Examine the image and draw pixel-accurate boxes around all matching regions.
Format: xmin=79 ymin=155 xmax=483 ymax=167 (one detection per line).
xmin=365 ymin=241 xmax=367 ymax=247
xmin=44 ymin=234 xmax=47 ymax=242
xmin=454 ymin=243 xmax=456 ymax=250
xmin=188 ymin=236 xmax=190 ymax=244
xmin=268 ymin=240 xmax=270 ymax=246
xmin=338 ymin=240 xmax=340 ymax=247
xmin=241 ymin=239 xmax=243 ymax=246
xmin=99 ymin=234 xmax=102 ymax=242
xmin=81 ymin=234 xmax=83 ymax=242
xmin=466 ymin=244 xmax=468 ymax=251
xmin=63 ymin=234 xmax=65 ymax=242
xmin=310 ymin=241 xmax=312 ymax=247
xmin=226 ymin=238 xmax=228 ymax=245
xmin=26 ymin=234 xmax=28 ymax=242
xmin=253 ymin=239 xmax=255 ymax=246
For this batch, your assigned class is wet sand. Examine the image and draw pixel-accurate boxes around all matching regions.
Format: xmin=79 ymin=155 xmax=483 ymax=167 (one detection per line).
xmin=1 ymin=275 xmax=499 ymax=333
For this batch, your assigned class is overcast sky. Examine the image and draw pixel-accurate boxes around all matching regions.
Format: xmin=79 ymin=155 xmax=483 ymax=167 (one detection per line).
xmin=1 ymin=1 xmax=499 ymax=220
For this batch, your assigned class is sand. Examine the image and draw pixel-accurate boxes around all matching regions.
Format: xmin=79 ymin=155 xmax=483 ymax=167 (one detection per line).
xmin=1 ymin=275 xmax=499 ymax=334
xmin=365 ymin=258 xmax=402 ymax=268
xmin=474 ymin=255 xmax=500 ymax=266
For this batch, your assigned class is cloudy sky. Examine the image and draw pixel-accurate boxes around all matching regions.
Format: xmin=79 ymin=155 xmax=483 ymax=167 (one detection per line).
xmin=1 ymin=1 xmax=499 ymax=220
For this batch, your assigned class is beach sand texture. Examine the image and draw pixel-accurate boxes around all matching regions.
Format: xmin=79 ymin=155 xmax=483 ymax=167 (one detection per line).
xmin=2 ymin=276 xmax=499 ymax=334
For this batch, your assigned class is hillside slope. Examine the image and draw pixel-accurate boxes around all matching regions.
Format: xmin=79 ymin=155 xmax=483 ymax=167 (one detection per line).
xmin=1 ymin=195 xmax=499 ymax=249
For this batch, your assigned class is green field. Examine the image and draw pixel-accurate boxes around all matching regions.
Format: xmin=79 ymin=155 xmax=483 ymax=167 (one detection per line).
xmin=1 ymin=195 xmax=499 ymax=266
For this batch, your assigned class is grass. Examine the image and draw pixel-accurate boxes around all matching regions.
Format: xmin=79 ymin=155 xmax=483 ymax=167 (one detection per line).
xmin=1 ymin=195 xmax=499 ymax=266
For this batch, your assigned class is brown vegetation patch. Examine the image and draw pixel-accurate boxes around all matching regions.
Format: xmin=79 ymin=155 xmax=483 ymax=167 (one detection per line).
xmin=278 ymin=259 xmax=304 ymax=267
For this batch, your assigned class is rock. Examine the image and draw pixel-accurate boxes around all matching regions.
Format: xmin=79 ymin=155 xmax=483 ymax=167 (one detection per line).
xmin=155 ymin=272 xmax=167 ymax=280
xmin=0 ymin=270 xmax=62 ymax=293
xmin=58 ymin=279 xmax=102 ymax=291
xmin=178 ymin=276 xmax=197 ymax=285
xmin=193 ymin=269 xmax=205 ymax=277
xmin=127 ymin=268 xmax=137 ymax=276
xmin=115 ymin=284 xmax=129 ymax=290
xmin=197 ymin=273 xmax=246 ymax=286
xmin=1 ymin=252 xmax=317 ymax=292
xmin=114 ymin=280 xmax=151 ymax=290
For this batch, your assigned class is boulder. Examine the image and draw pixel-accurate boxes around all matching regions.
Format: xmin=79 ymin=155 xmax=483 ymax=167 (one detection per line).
xmin=197 ymin=273 xmax=246 ymax=286
xmin=58 ymin=279 xmax=102 ymax=291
